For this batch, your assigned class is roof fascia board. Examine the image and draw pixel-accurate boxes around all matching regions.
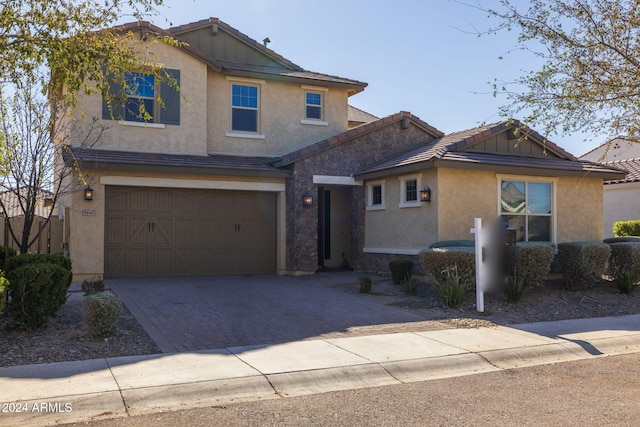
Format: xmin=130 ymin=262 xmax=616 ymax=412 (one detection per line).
xmin=221 ymin=70 xmax=366 ymax=93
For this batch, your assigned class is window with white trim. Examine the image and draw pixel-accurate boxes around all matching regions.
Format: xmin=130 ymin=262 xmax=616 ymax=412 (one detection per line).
xmin=367 ymin=180 xmax=385 ymax=210
xmin=399 ymin=174 xmax=421 ymax=208
xmin=305 ymin=91 xmax=322 ymax=120
xmin=500 ymin=179 xmax=553 ymax=242
xmin=231 ymin=84 xmax=259 ymax=132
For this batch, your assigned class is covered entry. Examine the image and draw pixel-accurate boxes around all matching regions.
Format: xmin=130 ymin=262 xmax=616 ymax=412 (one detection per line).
xmin=105 ymin=186 xmax=276 ymax=277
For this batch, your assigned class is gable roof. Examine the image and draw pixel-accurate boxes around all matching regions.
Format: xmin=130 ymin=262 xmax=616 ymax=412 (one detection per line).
xmin=167 ymin=18 xmax=367 ymax=94
xmin=272 ymin=111 xmax=445 ymax=167
xmin=601 ymin=158 xmax=640 ymax=184
xmin=356 ymin=120 xmax=626 ymax=180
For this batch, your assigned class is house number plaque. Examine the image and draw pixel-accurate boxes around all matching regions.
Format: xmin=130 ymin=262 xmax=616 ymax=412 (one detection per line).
xmin=81 ymin=210 xmax=97 ymax=217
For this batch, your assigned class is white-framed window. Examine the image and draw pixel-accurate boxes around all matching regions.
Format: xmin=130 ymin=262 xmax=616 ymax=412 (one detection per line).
xmin=399 ymin=174 xmax=421 ymax=208
xmin=305 ymin=91 xmax=322 ymax=120
xmin=367 ymin=180 xmax=385 ymax=211
xmin=123 ymin=72 xmax=155 ymax=122
xmin=498 ymin=175 xmax=557 ymax=243
xmin=231 ymin=83 xmax=259 ymax=132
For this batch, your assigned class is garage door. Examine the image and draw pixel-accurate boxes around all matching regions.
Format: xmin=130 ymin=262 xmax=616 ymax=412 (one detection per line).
xmin=105 ymin=186 xmax=276 ymax=277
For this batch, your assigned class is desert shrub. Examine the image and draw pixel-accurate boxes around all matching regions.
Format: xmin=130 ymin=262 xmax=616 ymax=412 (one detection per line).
xmin=82 ymin=292 xmax=122 ymax=337
xmin=0 ymin=245 xmax=17 ymax=270
xmin=608 ymin=242 xmax=640 ymax=277
xmin=428 ymin=240 xmax=475 ymax=249
xmin=358 ymin=275 xmax=372 ymax=294
xmin=504 ymin=242 xmax=555 ymax=290
xmin=389 ymin=260 xmax=413 ymax=285
xmin=613 ymin=220 xmax=640 ymax=237
xmin=419 ymin=247 xmax=476 ymax=289
xmin=437 ymin=267 xmax=466 ymax=308
xmin=82 ymin=277 xmax=105 ymax=296
xmin=504 ymin=268 xmax=524 ymax=303
xmin=6 ymin=262 xmax=72 ymax=330
xmin=615 ymin=271 xmax=639 ymax=295
xmin=400 ymin=275 xmax=419 ymax=296
xmin=0 ymin=271 xmax=8 ymax=316
xmin=558 ymin=242 xmax=611 ymax=291
xmin=5 ymin=253 xmax=72 ymax=274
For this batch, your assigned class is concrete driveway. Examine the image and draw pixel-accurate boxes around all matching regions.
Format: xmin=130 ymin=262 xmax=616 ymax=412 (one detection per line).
xmin=108 ymin=272 xmax=425 ymax=353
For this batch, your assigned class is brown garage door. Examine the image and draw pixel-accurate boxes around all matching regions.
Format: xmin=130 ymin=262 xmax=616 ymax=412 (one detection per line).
xmin=105 ymin=186 xmax=276 ymax=277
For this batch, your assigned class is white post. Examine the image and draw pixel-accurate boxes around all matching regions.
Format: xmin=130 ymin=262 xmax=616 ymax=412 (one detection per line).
xmin=470 ymin=217 xmax=485 ymax=312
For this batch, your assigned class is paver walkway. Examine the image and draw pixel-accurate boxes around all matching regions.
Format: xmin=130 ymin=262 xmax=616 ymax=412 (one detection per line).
xmin=108 ymin=272 xmax=431 ymax=353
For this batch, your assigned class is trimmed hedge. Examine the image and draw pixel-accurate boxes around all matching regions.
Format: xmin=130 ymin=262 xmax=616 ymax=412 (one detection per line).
xmin=0 ymin=245 xmax=17 ymax=269
xmin=604 ymin=236 xmax=640 ymax=244
xmin=389 ymin=260 xmax=413 ymax=285
xmin=6 ymin=262 xmax=72 ymax=330
xmin=428 ymin=240 xmax=475 ymax=249
xmin=613 ymin=220 xmax=640 ymax=237
xmin=82 ymin=292 xmax=122 ymax=337
xmin=5 ymin=253 xmax=72 ymax=274
xmin=558 ymin=242 xmax=611 ymax=290
xmin=418 ymin=247 xmax=476 ymax=289
xmin=504 ymin=242 xmax=555 ymax=289
xmin=608 ymin=242 xmax=640 ymax=277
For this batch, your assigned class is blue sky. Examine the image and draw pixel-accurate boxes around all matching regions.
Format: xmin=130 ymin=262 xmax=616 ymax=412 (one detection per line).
xmin=126 ymin=0 xmax=600 ymax=156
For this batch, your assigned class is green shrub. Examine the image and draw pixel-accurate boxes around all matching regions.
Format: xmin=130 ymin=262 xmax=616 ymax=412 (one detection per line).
xmin=389 ymin=260 xmax=413 ymax=285
xmin=358 ymin=275 xmax=372 ymax=294
xmin=82 ymin=292 xmax=122 ymax=337
xmin=0 ymin=271 xmax=8 ymax=316
xmin=558 ymin=242 xmax=611 ymax=291
xmin=0 ymin=245 xmax=17 ymax=269
xmin=504 ymin=242 xmax=555 ymax=289
xmin=5 ymin=253 xmax=72 ymax=274
xmin=504 ymin=268 xmax=524 ymax=303
xmin=437 ymin=267 xmax=466 ymax=308
xmin=6 ymin=262 xmax=72 ymax=330
xmin=608 ymin=242 xmax=640 ymax=277
xmin=82 ymin=277 xmax=105 ymax=296
xmin=419 ymin=247 xmax=476 ymax=290
xmin=401 ymin=275 xmax=419 ymax=296
xmin=613 ymin=220 xmax=640 ymax=237
xmin=428 ymin=240 xmax=475 ymax=249
xmin=604 ymin=236 xmax=640 ymax=244
xmin=615 ymin=271 xmax=639 ymax=295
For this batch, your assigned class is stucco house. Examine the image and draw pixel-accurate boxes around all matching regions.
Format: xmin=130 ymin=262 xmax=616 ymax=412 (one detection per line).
xmin=580 ymin=138 xmax=640 ymax=238
xmin=59 ymin=18 xmax=625 ymax=280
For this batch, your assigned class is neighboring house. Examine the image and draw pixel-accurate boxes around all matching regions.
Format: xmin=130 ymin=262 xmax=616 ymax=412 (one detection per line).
xmin=59 ymin=18 xmax=625 ymax=280
xmin=580 ymin=138 xmax=640 ymax=238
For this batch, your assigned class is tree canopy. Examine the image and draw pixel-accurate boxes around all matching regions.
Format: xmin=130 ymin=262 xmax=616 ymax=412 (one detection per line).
xmin=483 ymin=0 xmax=640 ymax=142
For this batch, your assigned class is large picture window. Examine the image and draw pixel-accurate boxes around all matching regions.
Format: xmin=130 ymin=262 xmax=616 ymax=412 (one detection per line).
xmin=231 ymin=84 xmax=259 ymax=132
xmin=501 ymin=179 xmax=552 ymax=242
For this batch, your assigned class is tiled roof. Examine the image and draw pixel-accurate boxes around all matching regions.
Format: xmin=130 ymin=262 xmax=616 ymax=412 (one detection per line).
xmin=64 ymin=147 xmax=289 ymax=178
xmin=273 ymin=111 xmax=444 ymax=167
xmin=602 ymin=158 xmax=640 ymax=184
xmin=356 ymin=121 xmax=624 ymax=180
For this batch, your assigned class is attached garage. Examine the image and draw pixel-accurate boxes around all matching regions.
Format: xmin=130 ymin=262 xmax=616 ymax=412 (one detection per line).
xmin=105 ymin=186 xmax=277 ymax=277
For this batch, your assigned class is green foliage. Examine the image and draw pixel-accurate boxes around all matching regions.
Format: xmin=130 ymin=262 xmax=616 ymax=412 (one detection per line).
xmin=82 ymin=292 xmax=122 ymax=337
xmin=358 ymin=275 xmax=372 ymax=294
xmin=6 ymin=263 xmax=72 ymax=330
xmin=615 ymin=271 xmax=639 ymax=295
xmin=82 ymin=277 xmax=105 ymax=296
xmin=428 ymin=240 xmax=475 ymax=249
xmin=504 ymin=242 xmax=555 ymax=289
xmin=485 ymin=0 xmax=640 ymax=141
xmin=5 ymin=253 xmax=72 ymax=274
xmin=0 ymin=272 xmax=8 ymax=317
xmin=504 ymin=269 xmax=524 ymax=303
xmin=558 ymin=242 xmax=611 ymax=291
xmin=419 ymin=247 xmax=476 ymax=290
xmin=389 ymin=260 xmax=413 ymax=285
xmin=0 ymin=245 xmax=17 ymax=270
xmin=613 ymin=220 xmax=640 ymax=237
xmin=400 ymin=275 xmax=419 ymax=296
xmin=608 ymin=242 xmax=640 ymax=277
xmin=437 ymin=267 xmax=466 ymax=308
xmin=604 ymin=236 xmax=640 ymax=244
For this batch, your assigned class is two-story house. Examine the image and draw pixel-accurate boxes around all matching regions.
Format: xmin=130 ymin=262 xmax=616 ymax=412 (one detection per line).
xmin=61 ymin=18 xmax=625 ymax=281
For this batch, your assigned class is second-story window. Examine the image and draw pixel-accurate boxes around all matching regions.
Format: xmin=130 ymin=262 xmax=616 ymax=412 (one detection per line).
xmin=124 ymin=72 xmax=155 ymax=122
xmin=305 ymin=92 xmax=322 ymax=120
xmin=232 ymin=84 xmax=259 ymax=132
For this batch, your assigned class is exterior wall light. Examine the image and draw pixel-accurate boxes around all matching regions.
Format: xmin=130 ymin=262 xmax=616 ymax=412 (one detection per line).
xmin=420 ymin=187 xmax=431 ymax=202
xmin=84 ymin=186 xmax=94 ymax=201
xmin=302 ymin=191 xmax=314 ymax=207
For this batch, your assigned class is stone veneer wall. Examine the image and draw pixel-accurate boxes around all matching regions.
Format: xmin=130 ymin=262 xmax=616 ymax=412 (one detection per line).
xmin=286 ymin=120 xmax=437 ymax=273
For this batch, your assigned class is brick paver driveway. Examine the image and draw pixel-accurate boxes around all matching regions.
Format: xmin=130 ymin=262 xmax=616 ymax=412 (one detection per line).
xmin=108 ymin=272 xmax=425 ymax=353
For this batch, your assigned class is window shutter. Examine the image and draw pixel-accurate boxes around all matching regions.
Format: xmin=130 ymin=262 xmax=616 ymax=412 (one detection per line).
xmin=160 ymin=69 xmax=180 ymax=125
xmin=102 ymin=69 xmax=125 ymax=120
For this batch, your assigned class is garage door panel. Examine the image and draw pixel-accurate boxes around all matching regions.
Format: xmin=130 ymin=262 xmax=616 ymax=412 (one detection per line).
xmin=105 ymin=186 xmax=276 ymax=277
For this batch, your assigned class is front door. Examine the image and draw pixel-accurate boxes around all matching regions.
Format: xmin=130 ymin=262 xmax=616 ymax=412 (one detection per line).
xmin=318 ymin=186 xmax=352 ymax=269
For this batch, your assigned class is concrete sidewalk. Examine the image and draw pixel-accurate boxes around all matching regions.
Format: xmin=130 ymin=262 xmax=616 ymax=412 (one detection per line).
xmin=1 ymin=314 xmax=640 ymax=426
